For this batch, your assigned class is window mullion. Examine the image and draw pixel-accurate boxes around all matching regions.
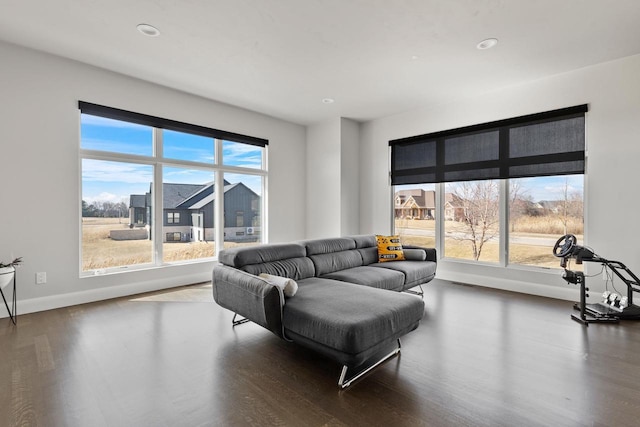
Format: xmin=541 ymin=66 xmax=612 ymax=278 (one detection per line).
xmin=499 ymin=179 xmax=508 ymax=267
xmin=153 ymin=128 xmax=164 ymax=265
xmin=214 ymin=139 xmax=225 ymax=257
xmin=435 ymin=182 xmax=444 ymax=261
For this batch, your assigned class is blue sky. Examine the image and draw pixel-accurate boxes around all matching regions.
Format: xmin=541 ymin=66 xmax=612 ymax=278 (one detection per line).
xmin=509 ymin=175 xmax=583 ymax=202
xmin=81 ymin=114 xmax=263 ymax=204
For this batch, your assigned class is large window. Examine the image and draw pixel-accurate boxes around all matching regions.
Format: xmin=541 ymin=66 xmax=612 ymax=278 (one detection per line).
xmin=161 ymin=166 xmax=215 ymax=262
xmin=81 ymin=159 xmax=154 ymax=271
xmin=223 ymin=172 xmax=263 ymax=250
xmin=80 ymin=102 xmax=267 ymax=274
xmin=444 ymin=179 xmax=500 ymax=262
xmin=391 ymin=105 xmax=586 ymax=270
xmin=394 ymin=184 xmax=436 ymax=248
xmin=508 ymin=175 xmax=583 ymax=268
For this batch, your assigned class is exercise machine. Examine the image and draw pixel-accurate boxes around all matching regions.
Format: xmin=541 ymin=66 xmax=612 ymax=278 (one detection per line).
xmin=553 ymin=234 xmax=640 ymax=325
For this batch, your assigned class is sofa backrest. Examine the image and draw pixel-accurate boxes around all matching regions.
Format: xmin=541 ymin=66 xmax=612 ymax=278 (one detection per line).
xmin=218 ymin=243 xmax=315 ymax=280
xmin=302 ymin=237 xmax=363 ymax=276
xmin=217 ymin=235 xmax=384 ymax=279
xmin=349 ymin=234 xmax=379 ymax=265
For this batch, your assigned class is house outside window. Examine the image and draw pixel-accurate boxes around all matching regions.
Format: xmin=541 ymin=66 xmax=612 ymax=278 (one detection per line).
xmin=80 ymin=102 xmax=267 ymax=274
xmin=223 ymin=172 xmax=263 ymax=250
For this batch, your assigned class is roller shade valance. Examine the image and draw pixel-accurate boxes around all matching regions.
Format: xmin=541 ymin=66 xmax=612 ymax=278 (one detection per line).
xmin=79 ymin=101 xmax=268 ymax=147
xmin=389 ymin=104 xmax=588 ymax=185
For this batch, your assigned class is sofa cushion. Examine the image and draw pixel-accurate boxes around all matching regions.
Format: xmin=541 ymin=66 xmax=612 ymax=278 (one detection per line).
xmin=218 ymin=243 xmax=315 ymax=280
xmin=241 ymin=258 xmax=315 ymax=281
xmin=303 ymin=237 xmax=364 ymax=276
xmin=403 ymin=248 xmax=427 ymax=261
xmin=321 ymin=266 xmax=405 ymax=291
xmin=309 ymin=251 xmax=363 ymax=276
xmin=303 ymin=237 xmax=355 ymax=255
xmin=350 ymin=234 xmax=377 ymax=249
xmin=370 ymin=261 xmax=437 ymax=289
xmin=283 ymin=278 xmax=424 ymax=355
xmin=346 ymin=235 xmax=379 ymax=265
xmin=404 ymin=245 xmax=438 ymax=262
xmin=219 ymin=243 xmax=305 ymax=267
xmin=357 ymin=247 xmax=378 ymax=265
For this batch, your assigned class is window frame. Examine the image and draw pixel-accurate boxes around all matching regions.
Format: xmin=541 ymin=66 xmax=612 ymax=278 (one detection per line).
xmin=79 ymin=102 xmax=268 ymax=276
xmin=167 ymin=212 xmax=179 ymax=224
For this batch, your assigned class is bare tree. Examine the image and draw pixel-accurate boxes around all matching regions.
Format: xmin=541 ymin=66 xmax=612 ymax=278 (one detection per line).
xmin=452 ymin=180 xmax=500 ymax=260
xmin=81 ymin=198 xmax=130 ymax=219
xmin=509 ymin=180 xmax=526 ymax=232
xmin=116 ymin=200 xmax=128 ymax=222
xmin=557 ymin=178 xmax=583 ymax=234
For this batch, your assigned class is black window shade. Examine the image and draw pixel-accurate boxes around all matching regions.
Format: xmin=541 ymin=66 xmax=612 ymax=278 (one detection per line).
xmin=78 ymin=101 xmax=268 ymax=147
xmin=390 ymin=104 xmax=587 ymax=185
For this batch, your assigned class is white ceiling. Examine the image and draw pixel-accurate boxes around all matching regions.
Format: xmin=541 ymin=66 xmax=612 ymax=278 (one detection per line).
xmin=2 ymin=0 xmax=640 ymax=125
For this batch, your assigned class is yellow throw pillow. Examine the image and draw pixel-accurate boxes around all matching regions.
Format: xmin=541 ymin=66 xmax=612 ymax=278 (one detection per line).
xmin=376 ymin=235 xmax=405 ymax=262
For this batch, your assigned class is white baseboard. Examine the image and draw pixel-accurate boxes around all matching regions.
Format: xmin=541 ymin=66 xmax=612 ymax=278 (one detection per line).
xmin=436 ymin=270 xmax=578 ymax=301
xmin=0 ymin=272 xmax=211 ymax=319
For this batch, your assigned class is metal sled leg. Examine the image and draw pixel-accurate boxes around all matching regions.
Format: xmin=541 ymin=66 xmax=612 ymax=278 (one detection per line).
xmin=232 ymin=313 xmax=250 ymax=327
xmin=338 ymin=339 xmax=402 ymax=389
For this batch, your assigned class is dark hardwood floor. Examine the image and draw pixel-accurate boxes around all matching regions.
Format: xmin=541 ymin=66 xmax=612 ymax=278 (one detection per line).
xmin=2 ymin=279 xmax=640 ymax=426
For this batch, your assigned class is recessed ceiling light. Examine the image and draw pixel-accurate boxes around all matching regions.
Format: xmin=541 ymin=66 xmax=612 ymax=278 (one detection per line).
xmin=411 ymin=55 xmax=419 ymax=60
xmin=137 ymin=23 xmax=160 ymax=37
xmin=477 ymin=38 xmax=498 ymax=50
xmin=322 ymin=98 xmax=335 ymax=104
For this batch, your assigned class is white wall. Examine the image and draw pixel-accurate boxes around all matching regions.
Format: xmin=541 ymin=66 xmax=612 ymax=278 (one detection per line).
xmin=0 ymin=41 xmax=306 ymax=316
xmin=306 ymin=118 xmax=341 ymax=238
xmin=340 ymin=118 xmax=361 ymax=236
xmin=360 ymin=53 xmax=640 ymax=300
xmin=305 ymin=117 xmax=360 ymax=238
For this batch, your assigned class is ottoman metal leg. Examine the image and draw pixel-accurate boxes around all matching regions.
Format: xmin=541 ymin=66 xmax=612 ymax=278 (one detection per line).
xmin=232 ymin=313 xmax=250 ymax=326
xmin=338 ymin=339 xmax=402 ymax=389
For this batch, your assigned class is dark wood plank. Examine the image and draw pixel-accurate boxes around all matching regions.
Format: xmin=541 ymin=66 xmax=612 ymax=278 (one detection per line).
xmin=2 ymin=280 xmax=640 ymax=426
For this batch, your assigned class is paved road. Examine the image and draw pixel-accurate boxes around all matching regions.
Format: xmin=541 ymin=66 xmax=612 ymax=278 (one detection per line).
xmin=398 ymin=227 xmax=559 ymax=247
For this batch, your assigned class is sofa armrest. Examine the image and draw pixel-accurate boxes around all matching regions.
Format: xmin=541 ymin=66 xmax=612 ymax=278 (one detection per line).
xmin=403 ymin=245 xmax=437 ymax=263
xmin=212 ymin=264 xmax=284 ymax=338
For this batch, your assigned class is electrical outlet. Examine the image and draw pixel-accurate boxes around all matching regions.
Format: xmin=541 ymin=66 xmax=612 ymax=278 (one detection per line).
xmin=36 ymin=272 xmax=47 ymax=284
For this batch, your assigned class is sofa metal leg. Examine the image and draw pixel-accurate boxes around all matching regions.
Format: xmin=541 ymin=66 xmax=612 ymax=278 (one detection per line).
xmin=404 ymin=284 xmax=424 ymax=299
xmin=232 ymin=313 xmax=250 ymax=327
xmin=337 ymin=339 xmax=402 ymax=389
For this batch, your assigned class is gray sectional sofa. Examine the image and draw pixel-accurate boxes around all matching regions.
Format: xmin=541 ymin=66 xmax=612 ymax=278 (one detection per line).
xmin=212 ymin=235 xmax=437 ymax=388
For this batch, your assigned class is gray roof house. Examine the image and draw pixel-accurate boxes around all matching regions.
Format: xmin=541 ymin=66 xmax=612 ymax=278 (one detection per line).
xmin=130 ymin=180 xmax=260 ymax=242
